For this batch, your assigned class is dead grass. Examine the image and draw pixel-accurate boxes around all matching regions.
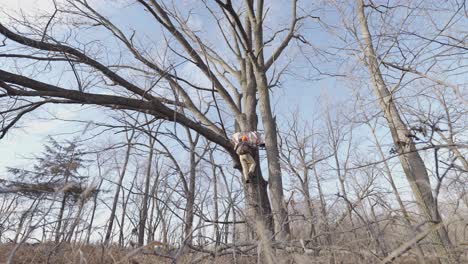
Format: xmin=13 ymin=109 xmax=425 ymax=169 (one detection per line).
xmin=0 ymin=243 xmax=160 ymax=264
xmin=0 ymin=243 xmax=259 ymax=264
xmin=0 ymin=243 xmax=462 ymax=264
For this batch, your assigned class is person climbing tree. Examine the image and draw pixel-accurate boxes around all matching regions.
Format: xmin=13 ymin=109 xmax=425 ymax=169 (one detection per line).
xmin=235 ymin=135 xmax=256 ymax=183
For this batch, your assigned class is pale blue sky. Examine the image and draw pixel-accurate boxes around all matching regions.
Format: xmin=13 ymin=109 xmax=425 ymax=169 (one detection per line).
xmin=0 ymin=0 xmax=465 ymax=200
xmin=1 ymin=0 xmax=466 ymax=243
xmin=0 ymin=0 xmax=345 ymax=174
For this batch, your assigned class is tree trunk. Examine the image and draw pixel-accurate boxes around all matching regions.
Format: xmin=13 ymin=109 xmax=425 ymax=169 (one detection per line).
xmin=65 ymin=195 xmax=86 ymax=243
xmin=211 ymin=152 xmax=220 ymax=247
xmin=238 ymin=49 xmax=274 ymax=236
xmin=86 ymin=193 xmax=98 ymax=244
xmin=138 ymin=137 xmax=155 ymax=246
xmin=312 ymin=165 xmax=334 ymax=258
xmin=147 ymin=162 xmax=160 ymax=244
xmin=86 ymin=178 xmax=103 ymax=244
xmin=256 ymin=73 xmax=291 ymax=240
xmin=184 ymin=136 xmax=196 ymax=245
xmin=250 ymin=5 xmax=291 ymax=238
xmin=120 ymin=172 xmax=137 ymax=247
xmin=14 ymin=211 xmax=28 ymax=244
xmin=368 ymin=123 xmax=426 ymax=261
xmin=301 ymin=177 xmax=319 ymax=256
xmin=55 ymin=193 xmax=68 ymax=243
xmin=104 ymin=133 xmax=133 ymax=245
xmin=356 ymin=1 xmax=455 ymax=262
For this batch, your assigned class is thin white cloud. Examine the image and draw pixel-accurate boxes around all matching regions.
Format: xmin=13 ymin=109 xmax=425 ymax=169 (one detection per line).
xmin=1 ymin=0 xmax=54 ymax=15
xmin=0 ymin=0 xmax=124 ymax=20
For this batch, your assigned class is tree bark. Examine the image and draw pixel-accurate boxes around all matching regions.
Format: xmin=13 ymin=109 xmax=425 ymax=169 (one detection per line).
xmin=184 ymin=131 xmax=198 ymax=245
xmin=138 ymin=136 xmax=156 ymax=246
xmin=237 ymin=29 xmax=274 ymax=236
xmin=210 ymin=151 xmax=221 ymax=247
xmin=65 ymin=194 xmax=87 ymax=243
xmin=256 ymin=74 xmax=291 ymax=240
xmin=120 ymin=171 xmax=137 ymax=247
xmin=248 ymin=0 xmax=291 ymax=239
xmin=356 ymin=1 xmax=456 ymax=262
xmin=55 ymin=191 xmax=68 ymax=243
xmin=147 ymin=160 xmax=161 ymax=244
xmin=86 ymin=185 xmax=100 ymax=244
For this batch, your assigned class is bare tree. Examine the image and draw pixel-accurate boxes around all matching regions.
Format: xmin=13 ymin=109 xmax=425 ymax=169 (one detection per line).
xmin=0 ymin=0 xmax=314 ymax=239
xmin=104 ymin=127 xmax=136 ymax=245
xmin=137 ymin=121 xmax=158 ymax=246
xmin=1 ymin=1 xmax=466 ymax=263
xmin=355 ymin=0 xmax=457 ymax=261
xmin=279 ymin=111 xmax=332 ymax=245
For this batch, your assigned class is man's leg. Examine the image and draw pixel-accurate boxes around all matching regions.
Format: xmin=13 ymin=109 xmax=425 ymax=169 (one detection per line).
xmin=244 ymin=154 xmax=256 ymax=176
xmin=239 ymin=155 xmax=250 ymax=182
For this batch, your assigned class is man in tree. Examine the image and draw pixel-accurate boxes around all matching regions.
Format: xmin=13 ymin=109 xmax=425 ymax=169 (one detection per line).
xmin=235 ymin=135 xmax=256 ymax=183
xmin=0 ymin=0 xmax=297 ymax=239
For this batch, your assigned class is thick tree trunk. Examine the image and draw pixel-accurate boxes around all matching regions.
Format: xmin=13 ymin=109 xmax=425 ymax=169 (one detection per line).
xmin=370 ymin=126 xmax=412 ymax=221
xmin=256 ymin=74 xmax=291 ymax=240
xmin=251 ymin=4 xmax=291 ymax=238
xmin=368 ymin=124 xmax=426 ymax=261
xmin=356 ymin=1 xmax=455 ymax=262
xmin=238 ymin=52 xmax=274 ymax=236
xmin=238 ymin=123 xmax=273 ymax=236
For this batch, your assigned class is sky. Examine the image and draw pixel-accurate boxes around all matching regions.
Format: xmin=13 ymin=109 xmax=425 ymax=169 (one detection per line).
xmin=0 ymin=0 xmax=347 ymax=175
xmin=0 ymin=5 xmax=401 ymax=242
xmin=1 ymin=0 xmax=462 ymax=199
xmin=0 ymin=0 xmax=121 ymax=172
xmin=1 ymin=0 xmax=466 ymax=244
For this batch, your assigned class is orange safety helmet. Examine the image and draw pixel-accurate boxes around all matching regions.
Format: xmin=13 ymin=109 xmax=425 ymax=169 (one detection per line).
xmin=241 ymin=135 xmax=249 ymax=142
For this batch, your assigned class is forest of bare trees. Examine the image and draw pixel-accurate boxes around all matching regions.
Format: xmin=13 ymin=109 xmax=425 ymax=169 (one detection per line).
xmin=0 ymin=0 xmax=466 ymax=263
